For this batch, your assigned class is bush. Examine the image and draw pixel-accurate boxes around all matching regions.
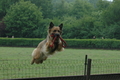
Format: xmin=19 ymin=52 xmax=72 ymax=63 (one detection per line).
xmin=0 ymin=38 xmax=43 ymax=47
xmin=66 ymin=39 xmax=120 ymax=49
xmin=4 ymin=0 xmax=43 ymax=38
xmin=0 ymin=38 xmax=120 ymax=49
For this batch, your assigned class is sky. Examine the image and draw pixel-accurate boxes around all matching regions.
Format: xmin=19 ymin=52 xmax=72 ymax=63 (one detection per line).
xmin=102 ymin=0 xmax=113 ymax=2
xmin=107 ymin=0 xmax=113 ymax=1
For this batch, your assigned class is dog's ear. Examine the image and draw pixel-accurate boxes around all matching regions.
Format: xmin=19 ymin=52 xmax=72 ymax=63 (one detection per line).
xmin=49 ymin=22 xmax=54 ymax=29
xmin=59 ymin=23 xmax=63 ymax=30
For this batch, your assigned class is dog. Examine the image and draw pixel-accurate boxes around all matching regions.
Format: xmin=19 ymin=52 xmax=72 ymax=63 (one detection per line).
xmin=31 ymin=22 xmax=65 ymax=64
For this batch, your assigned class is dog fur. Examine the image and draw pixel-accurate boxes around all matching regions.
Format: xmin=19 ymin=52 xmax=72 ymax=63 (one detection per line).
xmin=31 ymin=22 xmax=64 ymax=64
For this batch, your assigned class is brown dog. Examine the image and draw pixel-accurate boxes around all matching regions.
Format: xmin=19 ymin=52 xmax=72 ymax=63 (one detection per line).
xmin=31 ymin=22 xmax=64 ymax=64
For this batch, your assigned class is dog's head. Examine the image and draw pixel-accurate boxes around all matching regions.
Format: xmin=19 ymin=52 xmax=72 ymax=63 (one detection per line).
xmin=48 ymin=22 xmax=63 ymax=39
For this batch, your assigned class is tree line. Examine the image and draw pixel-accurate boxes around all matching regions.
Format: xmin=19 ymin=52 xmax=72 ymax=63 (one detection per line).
xmin=0 ymin=0 xmax=120 ymax=39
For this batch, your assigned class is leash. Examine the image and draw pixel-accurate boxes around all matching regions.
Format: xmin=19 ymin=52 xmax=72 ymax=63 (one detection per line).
xmin=50 ymin=34 xmax=67 ymax=48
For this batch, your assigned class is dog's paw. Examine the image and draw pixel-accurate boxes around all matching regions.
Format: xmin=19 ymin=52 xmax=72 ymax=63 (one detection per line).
xmin=40 ymin=60 xmax=43 ymax=63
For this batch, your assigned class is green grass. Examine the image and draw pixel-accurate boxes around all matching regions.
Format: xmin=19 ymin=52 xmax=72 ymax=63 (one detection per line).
xmin=0 ymin=47 xmax=120 ymax=79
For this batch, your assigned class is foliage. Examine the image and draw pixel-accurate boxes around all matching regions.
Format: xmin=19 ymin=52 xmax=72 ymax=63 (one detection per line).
xmin=102 ymin=0 xmax=120 ymax=25
xmin=72 ymin=0 xmax=94 ymax=19
xmin=4 ymin=0 xmax=43 ymax=38
xmin=96 ymin=0 xmax=110 ymax=10
xmin=0 ymin=38 xmax=120 ymax=49
xmin=53 ymin=0 xmax=72 ymax=18
xmin=0 ymin=0 xmax=19 ymax=18
xmin=105 ymin=24 xmax=120 ymax=39
xmin=66 ymin=39 xmax=120 ymax=49
xmin=0 ymin=0 xmax=120 ymax=39
xmin=0 ymin=38 xmax=43 ymax=47
xmin=28 ymin=0 xmax=53 ymax=19
xmin=0 ymin=21 xmax=6 ymax=37
xmin=101 ymin=0 xmax=120 ymax=39
xmin=89 ymin=0 xmax=99 ymax=7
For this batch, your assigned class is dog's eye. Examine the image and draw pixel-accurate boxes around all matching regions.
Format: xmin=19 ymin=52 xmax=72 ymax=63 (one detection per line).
xmin=53 ymin=30 xmax=56 ymax=32
xmin=53 ymin=30 xmax=60 ymax=32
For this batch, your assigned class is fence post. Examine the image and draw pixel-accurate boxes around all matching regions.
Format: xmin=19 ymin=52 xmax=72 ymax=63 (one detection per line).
xmin=86 ymin=59 xmax=92 ymax=80
xmin=84 ymin=55 xmax=88 ymax=76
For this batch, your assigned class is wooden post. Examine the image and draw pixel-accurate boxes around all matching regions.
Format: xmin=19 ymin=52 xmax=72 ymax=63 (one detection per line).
xmin=84 ymin=55 xmax=88 ymax=76
xmin=84 ymin=55 xmax=88 ymax=80
xmin=86 ymin=59 xmax=92 ymax=80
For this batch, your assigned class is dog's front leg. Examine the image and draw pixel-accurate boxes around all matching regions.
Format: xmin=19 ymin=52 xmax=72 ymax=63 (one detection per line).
xmin=46 ymin=41 xmax=53 ymax=49
xmin=57 ymin=42 xmax=64 ymax=51
xmin=31 ymin=58 xmax=35 ymax=65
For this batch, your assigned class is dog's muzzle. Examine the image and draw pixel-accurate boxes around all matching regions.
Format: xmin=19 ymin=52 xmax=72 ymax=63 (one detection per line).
xmin=50 ymin=33 xmax=67 ymax=48
xmin=51 ymin=33 xmax=60 ymax=37
xmin=54 ymin=33 xmax=60 ymax=37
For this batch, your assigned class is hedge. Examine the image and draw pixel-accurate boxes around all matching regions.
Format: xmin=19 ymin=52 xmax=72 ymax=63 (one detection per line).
xmin=65 ymin=39 xmax=120 ymax=49
xmin=0 ymin=38 xmax=44 ymax=47
xmin=0 ymin=38 xmax=120 ymax=49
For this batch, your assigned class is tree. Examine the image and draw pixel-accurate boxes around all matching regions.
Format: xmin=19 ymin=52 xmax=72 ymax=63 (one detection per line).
xmin=89 ymin=0 xmax=99 ymax=7
xmin=96 ymin=0 xmax=110 ymax=10
xmin=0 ymin=0 xmax=19 ymax=19
xmin=0 ymin=21 xmax=6 ymax=37
xmin=53 ymin=0 xmax=72 ymax=18
xmin=72 ymin=0 xmax=94 ymax=19
xmin=101 ymin=0 xmax=120 ymax=39
xmin=29 ymin=0 xmax=53 ymax=19
xmin=102 ymin=0 xmax=120 ymax=25
xmin=4 ymin=0 xmax=43 ymax=38
xmin=104 ymin=24 xmax=120 ymax=39
xmin=79 ymin=15 xmax=95 ymax=39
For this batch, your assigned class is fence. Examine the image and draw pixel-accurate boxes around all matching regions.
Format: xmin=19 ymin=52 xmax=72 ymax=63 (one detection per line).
xmin=0 ymin=59 xmax=84 ymax=79
xmin=0 ymin=55 xmax=120 ymax=80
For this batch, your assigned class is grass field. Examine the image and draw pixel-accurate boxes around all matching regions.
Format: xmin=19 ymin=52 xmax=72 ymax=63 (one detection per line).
xmin=0 ymin=47 xmax=120 ymax=79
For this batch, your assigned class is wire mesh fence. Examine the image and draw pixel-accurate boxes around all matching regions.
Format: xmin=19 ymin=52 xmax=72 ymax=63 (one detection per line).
xmin=0 ymin=59 xmax=84 ymax=79
xmin=0 ymin=59 xmax=120 ymax=80
xmin=91 ymin=59 xmax=120 ymax=75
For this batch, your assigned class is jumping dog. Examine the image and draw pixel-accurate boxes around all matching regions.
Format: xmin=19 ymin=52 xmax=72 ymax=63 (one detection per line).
xmin=31 ymin=22 xmax=65 ymax=64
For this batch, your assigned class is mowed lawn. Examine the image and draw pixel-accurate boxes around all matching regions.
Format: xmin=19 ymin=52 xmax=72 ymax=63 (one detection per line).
xmin=0 ymin=47 xmax=120 ymax=79
xmin=0 ymin=47 xmax=120 ymax=60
